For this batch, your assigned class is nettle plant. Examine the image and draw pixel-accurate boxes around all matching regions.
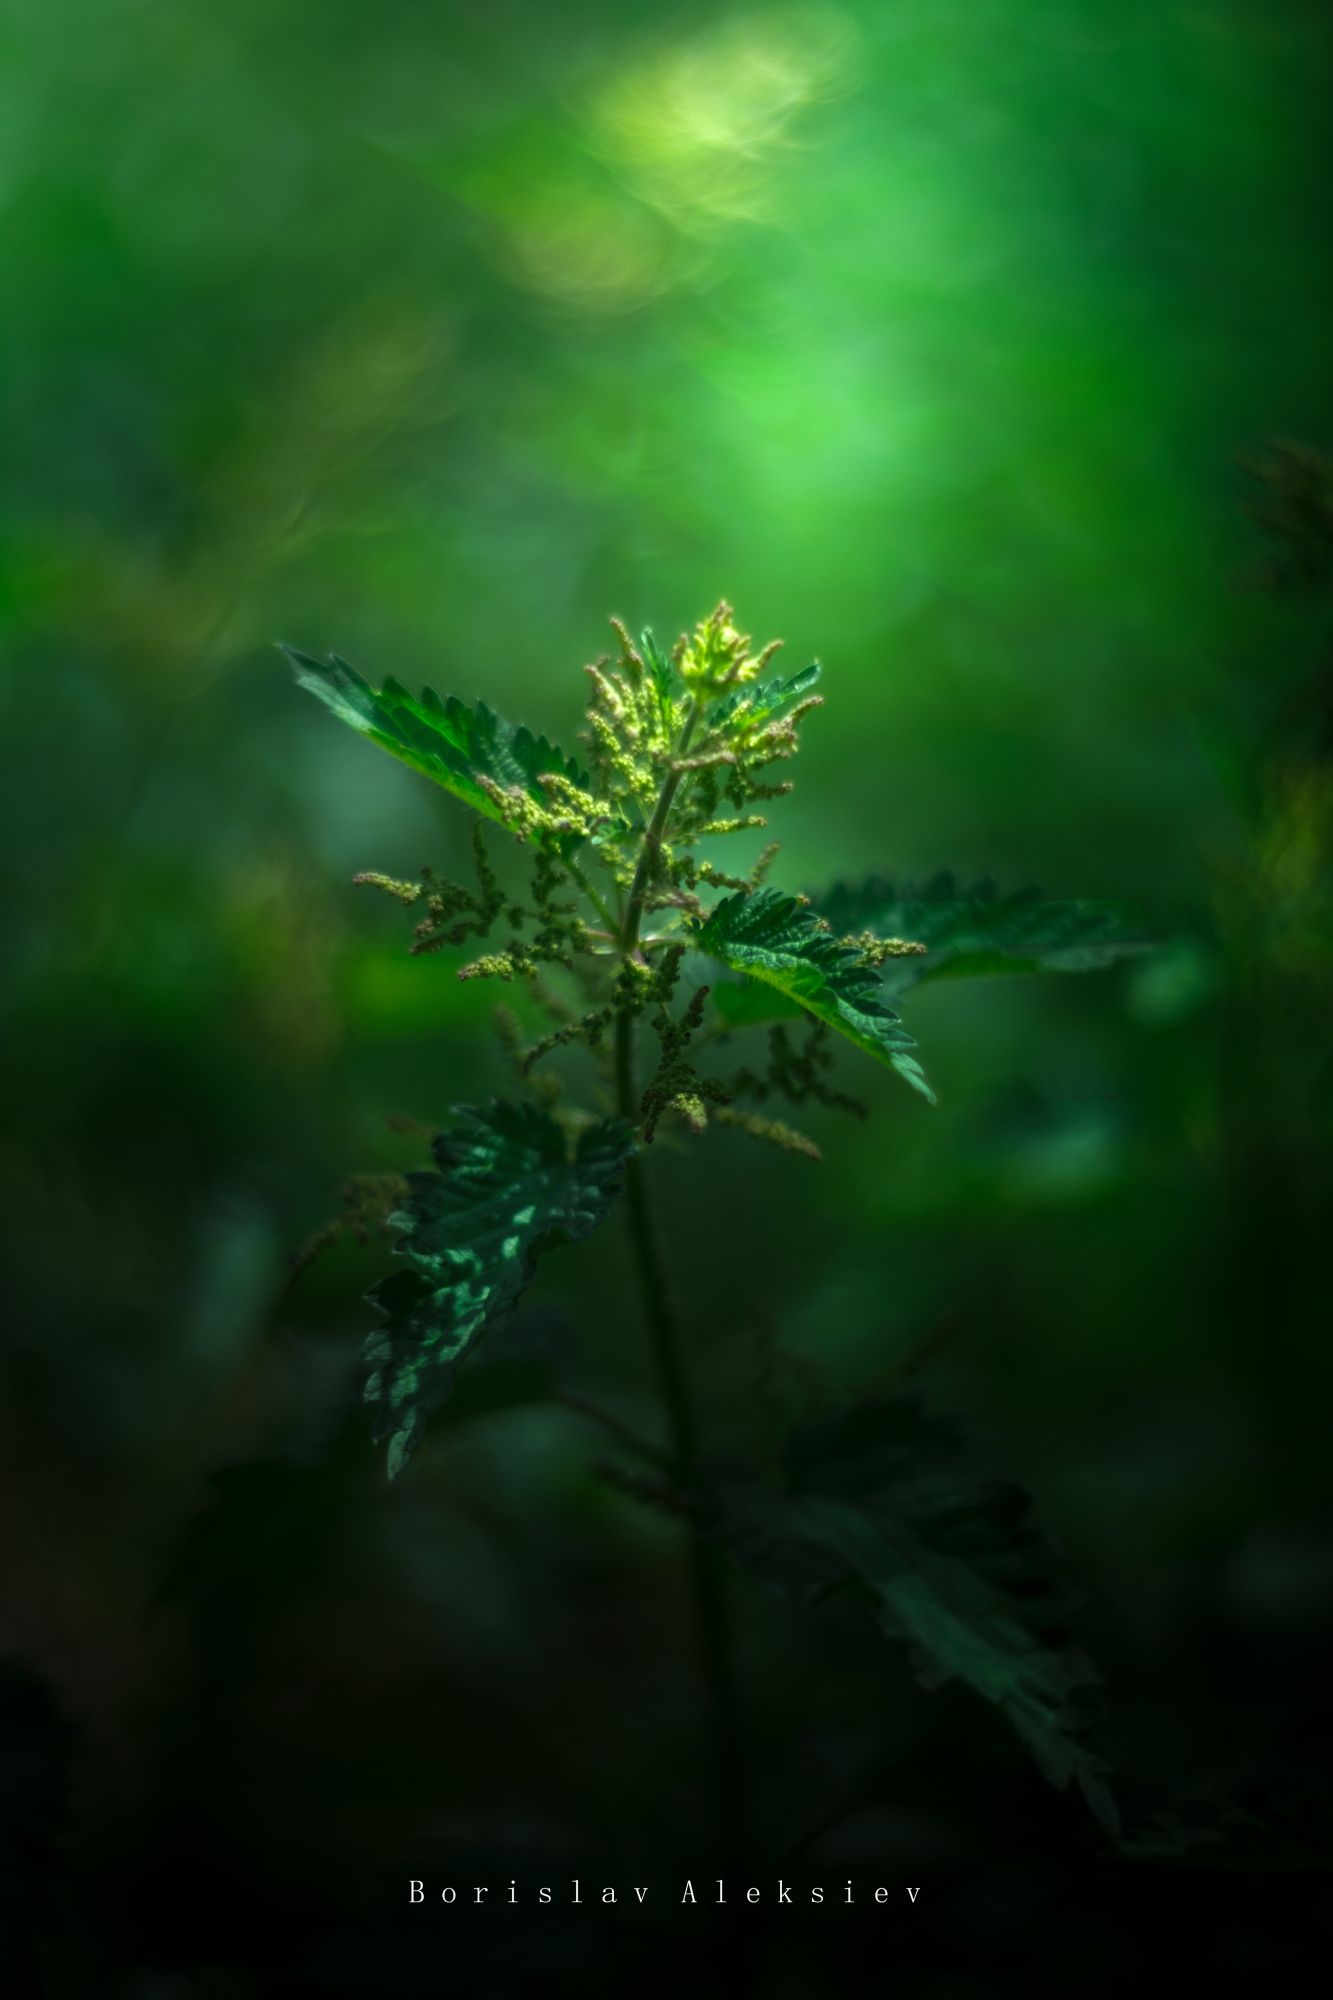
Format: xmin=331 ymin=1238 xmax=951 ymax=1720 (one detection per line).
xmin=285 ymin=604 xmax=1147 ymax=1852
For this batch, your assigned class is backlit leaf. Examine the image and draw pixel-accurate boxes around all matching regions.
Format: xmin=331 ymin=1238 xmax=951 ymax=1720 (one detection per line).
xmin=703 ymin=660 xmax=822 ymax=735
xmin=715 ymin=1396 xmax=1118 ymax=1834
xmin=284 ymin=646 xmax=593 ymax=849
xmin=692 ymin=887 xmax=934 ymax=1101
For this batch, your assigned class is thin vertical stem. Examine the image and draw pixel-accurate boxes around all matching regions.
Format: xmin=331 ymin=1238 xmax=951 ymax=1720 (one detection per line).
xmin=614 ymin=1003 xmax=746 ymax=1862
xmin=598 ymin=687 xmax=747 ymax=1859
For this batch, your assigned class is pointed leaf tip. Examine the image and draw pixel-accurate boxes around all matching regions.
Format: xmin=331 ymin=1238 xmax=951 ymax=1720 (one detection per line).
xmin=693 ymin=886 xmax=932 ymax=1099
xmin=286 ymin=644 xmax=595 ymax=851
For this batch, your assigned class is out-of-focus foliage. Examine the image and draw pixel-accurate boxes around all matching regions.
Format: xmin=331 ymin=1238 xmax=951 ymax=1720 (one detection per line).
xmin=816 ymin=876 xmax=1153 ymax=991
xmin=3 ymin=0 xmax=1333 ymax=1988
xmin=715 ymin=1395 xmax=1118 ymax=1835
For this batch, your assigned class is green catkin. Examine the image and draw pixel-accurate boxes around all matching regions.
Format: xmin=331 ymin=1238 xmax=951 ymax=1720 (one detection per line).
xmin=727 ymin=1021 xmax=867 ymax=1121
xmin=844 ymin=930 xmax=929 ymax=966
xmin=711 ymin=1104 xmax=822 ymax=1160
xmin=287 ymin=1171 xmax=410 ymax=1282
xmin=640 ymin=978 xmax=730 ymax=1144
xmin=352 ymin=870 xmax=421 ymax=904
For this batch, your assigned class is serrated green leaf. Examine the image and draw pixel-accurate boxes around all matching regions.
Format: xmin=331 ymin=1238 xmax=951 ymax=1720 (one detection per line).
xmin=640 ymin=627 xmax=677 ymax=733
xmin=704 ymin=660 xmax=821 ymax=735
xmin=715 ymin=1397 xmax=1118 ymax=1835
xmin=284 ymin=646 xmax=593 ymax=849
xmin=710 ymin=976 xmax=803 ymax=1030
xmin=692 ymin=888 xmax=934 ymax=1102
xmin=816 ymin=873 xmax=1152 ymax=999
xmin=364 ymin=1102 xmax=633 ymax=1476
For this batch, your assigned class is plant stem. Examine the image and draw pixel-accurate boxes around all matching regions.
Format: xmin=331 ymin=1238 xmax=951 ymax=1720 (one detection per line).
xmin=614 ymin=1004 xmax=747 ymax=1863
xmin=555 ymin=1389 xmax=671 ymax=1469
xmin=611 ymin=692 xmax=747 ymax=1860
xmin=617 ymin=699 xmax=698 ymax=957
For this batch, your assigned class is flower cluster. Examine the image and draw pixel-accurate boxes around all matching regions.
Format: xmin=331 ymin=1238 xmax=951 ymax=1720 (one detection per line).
xmin=346 ymin=603 xmax=906 ymax=1156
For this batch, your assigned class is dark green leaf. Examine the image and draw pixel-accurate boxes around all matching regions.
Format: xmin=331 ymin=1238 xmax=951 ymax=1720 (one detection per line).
xmin=1117 ymin=1770 xmax=1333 ymax=1869
xmin=284 ymin=646 xmax=593 ymax=849
xmin=816 ymin=873 xmax=1152 ymax=999
xmin=365 ymin=1102 xmax=633 ymax=1476
xmin=715 ymin=1397 xmax=1119 ymax=1835
xmin=692 ymin=887 xmax=934 ymax=1101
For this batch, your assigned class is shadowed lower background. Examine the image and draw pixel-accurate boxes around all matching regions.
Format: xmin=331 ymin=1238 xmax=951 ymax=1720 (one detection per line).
xmin=2 ymin=1 xmax=1332 ymax=1992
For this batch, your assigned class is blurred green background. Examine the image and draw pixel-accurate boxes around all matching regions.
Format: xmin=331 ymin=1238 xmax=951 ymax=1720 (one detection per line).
xmin=3 ymin=0 xmax=1332 ymax=1992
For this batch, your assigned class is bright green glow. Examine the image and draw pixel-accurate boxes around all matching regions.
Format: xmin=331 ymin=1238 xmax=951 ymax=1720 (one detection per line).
xmin=591 ymin=5 xmax=860 ymax=229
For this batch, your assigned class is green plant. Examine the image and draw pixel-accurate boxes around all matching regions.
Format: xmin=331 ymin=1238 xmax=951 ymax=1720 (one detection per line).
xmin=285 ymin=603 xmax=1149 ymax=1855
